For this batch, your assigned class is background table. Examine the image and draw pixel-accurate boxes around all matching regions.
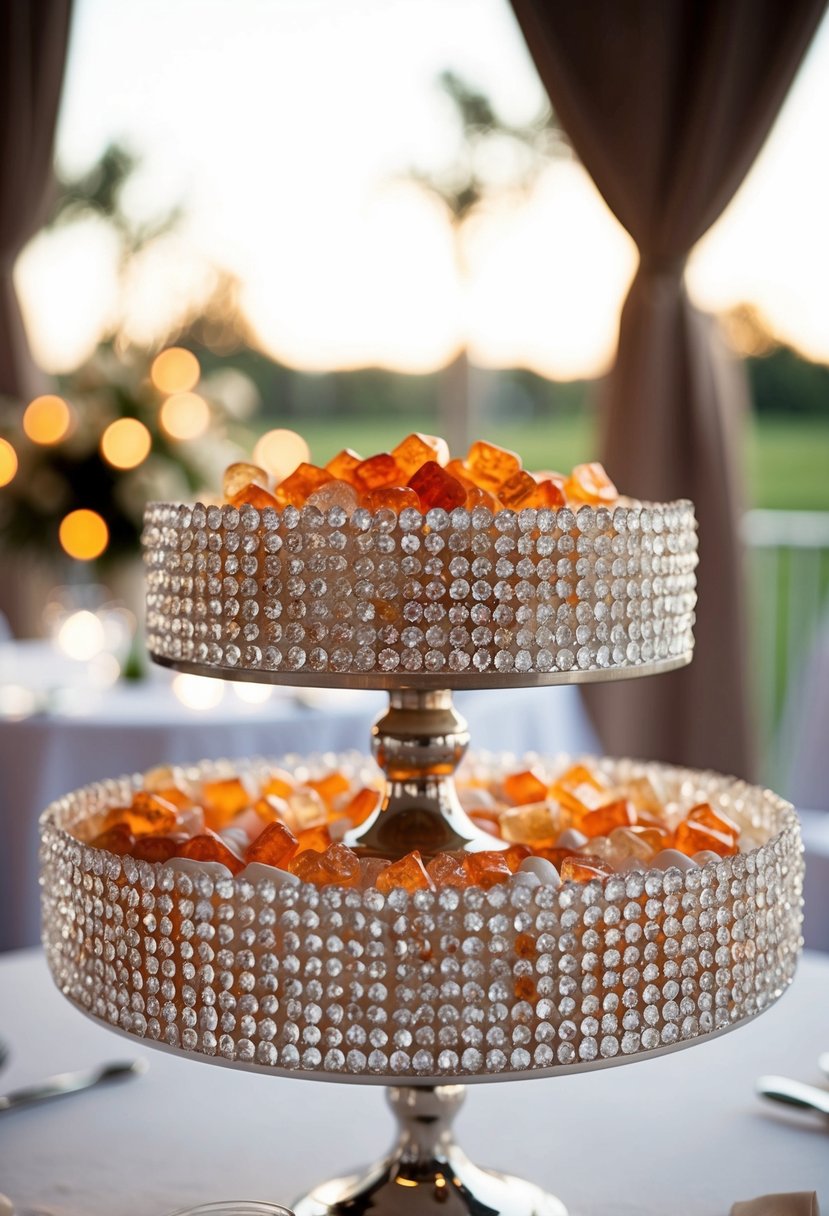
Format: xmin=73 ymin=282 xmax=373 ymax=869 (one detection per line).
xmin=0 ymin=948 xmax=826 ymax=1215
xmin=0 ymin=640 xmax=599 ymax=951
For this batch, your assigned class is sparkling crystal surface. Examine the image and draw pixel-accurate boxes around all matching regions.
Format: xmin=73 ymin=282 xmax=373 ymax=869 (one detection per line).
xmin=40 ymin=752 xmax=803 ymax=1083
xmin=142 ymin=500 xmax=698 ymax=681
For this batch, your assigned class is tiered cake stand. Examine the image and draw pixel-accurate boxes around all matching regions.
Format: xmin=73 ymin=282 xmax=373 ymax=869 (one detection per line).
xmin=40 ymin=497 xmax=803 ymax=1215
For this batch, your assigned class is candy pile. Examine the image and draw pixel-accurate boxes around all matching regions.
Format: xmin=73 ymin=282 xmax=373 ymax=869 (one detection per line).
xmin=75 ymin=759 xmax=745 ymax=892
xmin=223 ymin=434 xmax=619 ymax=516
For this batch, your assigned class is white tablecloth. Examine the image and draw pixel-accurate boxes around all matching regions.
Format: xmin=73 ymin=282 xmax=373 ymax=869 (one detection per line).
xmin=0 ymin=948 xmax=826 ymax=1215
xmin=0 ymin=642 xmax=598 ymax=951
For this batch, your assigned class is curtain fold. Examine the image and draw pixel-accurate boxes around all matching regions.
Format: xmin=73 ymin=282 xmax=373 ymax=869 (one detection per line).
xmin=511 ymin=0 xmax=825 ymax=778
xmin=0 ymin=0 xmax=73 ymax=402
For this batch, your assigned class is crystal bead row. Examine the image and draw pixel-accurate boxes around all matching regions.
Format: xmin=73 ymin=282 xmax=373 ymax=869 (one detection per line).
xmin=40 ymin=754 xmax=802 ymax=1082
xmin=142 ymin=500 xmax=698 ymax=678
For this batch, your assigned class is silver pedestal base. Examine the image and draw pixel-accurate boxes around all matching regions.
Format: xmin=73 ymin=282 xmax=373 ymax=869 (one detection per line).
xmin=293 ymin=1085 xmax=566 ymax=1216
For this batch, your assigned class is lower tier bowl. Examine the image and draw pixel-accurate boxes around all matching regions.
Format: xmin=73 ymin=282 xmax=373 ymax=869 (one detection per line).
xmin=40 ymin=753 xmax=802 ymax=1086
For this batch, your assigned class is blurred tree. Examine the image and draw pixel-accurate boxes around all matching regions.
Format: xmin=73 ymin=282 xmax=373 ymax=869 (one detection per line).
xmin=407 ymin=71 xmax=567 ymax=452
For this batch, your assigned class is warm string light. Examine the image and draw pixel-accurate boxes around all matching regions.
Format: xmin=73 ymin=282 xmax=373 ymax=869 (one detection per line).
xmin=100 ymin=417 xmax=152 ymax=469
xmin=59 ymin=509 xmax=109 ymax=561
xmin=151 ymin=347 xmax=200 ymax=394
xmin=252 ymin=428 xmax=310 ymax=481
xmin=160 ymin=391 xmax=210 ymax=440
xmin=0 ymin=438 xmax=17 ymax=487
xmin=23 ymin=395 xmax=73 ymax=445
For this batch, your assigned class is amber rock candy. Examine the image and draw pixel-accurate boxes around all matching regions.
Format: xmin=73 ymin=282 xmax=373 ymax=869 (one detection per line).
xmin=354 ymin=452 xmax=402 ymax=492
xmin=325 ymin=448 xmax=362 ymax=483
xmin=261 ymin=768 xmax=295 ymax=800
xmin=426 ymin=852 xmax=469 ymax=888
xmin=224 ymin=462 xmax=269 ymax=501
xmin=503 ymin=769 xmax=548 ymax=806
xmin=362 ymin=486 xmax=421 ymax=513
xmin=673 ymin=818 xmax=737 ymax=858
xmin=230 ymin=483 xmax=279 ymax=511
xmin=376 ymin=850 xmax=434 ymax=893
xmin=464 ymin=850 xmax=513 ymax=889
xmin=91 ymin=823 xmax=136 ymax=855
xmin=202 ymin=777 xmax=253 ymax=829
xmin=560 ymin=854 xmax=613 ymax=882
xmin=294 ymin=824 xmax=332 ymax=855
xmin=407 ymin=461 xmax=466 ymax=511
xmin=565 ymin=461 xmax=618 ymax=505
xmin=104 ymin=791 xmax=179 ymax=836
xmin=580 ymin=799 xmax=637 ymax=838
xmin=499 ymin=802 xmax=558 ymax=846
xmin=176 ymin=830 xmax=244 ymax=874
xmin=497 ymin=470 xmax=540 ymax=510
xmin=465 ymin=440 xmax=521 ymax=492
xmin=342 ymin=787 xmax=381 ymax=827
xmin=392 ymin=432 xmax=450 ymax=478
xmin=245 ymin=820 xmax=299 ymax=868
xmin=687 ymin=802 xmax=739 ymax=839
xmin=132 ymin=834 xmax=187 ymax=863
xmin=308 ymin=771 xmax=351 ymax=809
xmin=275 ymin=463 xmax=333 ymax=508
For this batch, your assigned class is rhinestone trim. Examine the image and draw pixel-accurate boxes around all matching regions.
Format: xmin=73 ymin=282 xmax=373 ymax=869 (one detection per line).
xmin=40 ymin=753 xmax=802 ymax=1083
xmin=142 ymin=500 xmax=698 ymax=681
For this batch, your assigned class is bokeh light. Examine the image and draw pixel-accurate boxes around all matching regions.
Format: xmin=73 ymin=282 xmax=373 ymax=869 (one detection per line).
xmin=233 ymin=681 xmax=273 ymax=704
xmin=0 ymin=438 xmax=18 ymax=487
xmin=59 ymin=509 xmax=109 ymax=561
xmin=160 ymin=392 xmax=210 ymax=440
xmin=172 ymin=672 xmax=225 ymax=709
xmin=252 ymin=429 xmax=310 ymax=481
xmin=100 ymin=417 xmax=152 ymax=469
xmin=151 ymin=347 xmax=200 ymax=394
xmin=57 ymin=610 xmax=106 ymax=661
xmin=23 ymin=395 xmax=72 ymax=445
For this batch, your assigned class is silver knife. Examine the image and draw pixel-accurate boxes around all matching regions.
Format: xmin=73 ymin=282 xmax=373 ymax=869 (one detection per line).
xmin=757 ymin=1074 xmax=829 ymax=1118
xmin=0 ymin=1059 xmax=147 ymax=1112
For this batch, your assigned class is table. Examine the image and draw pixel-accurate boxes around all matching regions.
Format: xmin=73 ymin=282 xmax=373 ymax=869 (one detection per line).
xmin=0 ymin=642 xmax=598 ymax=951
xmin=0 ymin=949 xmax=826 ymax=1215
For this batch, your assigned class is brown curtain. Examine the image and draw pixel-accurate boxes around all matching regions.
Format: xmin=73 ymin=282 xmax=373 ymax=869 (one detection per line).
xmin=511 ymin=0 xmax=825 ymax=778
xmin=0 ymin=0 xmax=73 ymax=403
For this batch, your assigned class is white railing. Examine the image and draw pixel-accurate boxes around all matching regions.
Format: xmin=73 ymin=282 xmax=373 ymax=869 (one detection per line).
xmin=742 ymin=510 xmax=829 ymax=786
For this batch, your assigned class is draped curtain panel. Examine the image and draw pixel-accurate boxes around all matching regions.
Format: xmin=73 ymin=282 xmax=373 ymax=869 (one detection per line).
xmin=511 ymin=0 xmax=826 ymax=779
xmin=0 ymin=0 xmax=73 ymax=403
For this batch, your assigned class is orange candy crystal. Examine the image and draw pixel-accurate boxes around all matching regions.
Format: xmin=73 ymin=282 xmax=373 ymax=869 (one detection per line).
xmin=465 ymin=440 xmax=521 ymax=492
xmin=376 ymin=850 xmax=434 ymax=893
xmin=565 ymin=462 xmax=618 ymax=505
xmin=392 ymin=432 xmax=450 ymax=478
xmin=503 ymin=769 xmax=548 ymax=806
xmin=325 ymin=448 xmax=362 ymax=483
xmin=426 ymin=852 xmax=469 ymax=888
xmin=176 ymin=830 xmax=244 ymax=874
xmin=245 ymin=820 xmax=299 ymax=868
xmin=342 ymin=787 xmax=381 ymax=827
xmin=230 ymin=483 xmax=279 ymax=511
xmin=673 ymin=818 xmax=737 ymax=858
xmin=407 ymin=461 xmax=466 ymax=511
xmin=581 ymin=799 xmax=637 ymax=838
xmin=464 ymin=850 xmax=513 ymax=889
xmin=223 ymin=462 xmax=269 ymax=501
xmin=274 ymin=463 xmax=333 ymax=508
xmin=354 ymin=452 xmax=402 ymax=492
xmin=290 ymin=842 xmax=361 ymax=887
xmin=560 ymin=854 xmax=613 ymax=882
xmin=361 ymin=486 xmax=421 ymax=513
xmin=104 ymin=791 xmax=179 ymax=837
xmin=202 ymin=777 xmax=253 ymax=829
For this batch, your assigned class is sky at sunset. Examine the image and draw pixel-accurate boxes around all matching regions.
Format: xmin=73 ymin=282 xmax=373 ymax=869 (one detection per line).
xmin=16 ymin=0 xmax=829 ymax=380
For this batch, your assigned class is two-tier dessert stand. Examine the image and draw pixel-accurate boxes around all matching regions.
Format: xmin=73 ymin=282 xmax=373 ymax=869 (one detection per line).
xmin=40 ymin=496 xmax=803 ymax=1214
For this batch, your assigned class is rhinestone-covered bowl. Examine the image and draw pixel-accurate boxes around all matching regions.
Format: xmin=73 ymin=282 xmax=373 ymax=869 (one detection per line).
xmin=40 ymin=753 xmax=802 ymax=1086
xmin=143 ymin=499 xmax=698 ymax=687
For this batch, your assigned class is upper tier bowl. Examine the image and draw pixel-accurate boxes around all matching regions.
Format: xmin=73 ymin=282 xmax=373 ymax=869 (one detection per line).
xmin=143 ymin=498 xmax=697 ymax=691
